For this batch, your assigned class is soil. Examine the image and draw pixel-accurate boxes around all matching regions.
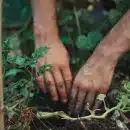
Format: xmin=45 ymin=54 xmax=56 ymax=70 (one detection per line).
xmin=32 ymin=119 xmax=121 ymax=130
xmin=30 ymin=71 xmax=130 ymax=130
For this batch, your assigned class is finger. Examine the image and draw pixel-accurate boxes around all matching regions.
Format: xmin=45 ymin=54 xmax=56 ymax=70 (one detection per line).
xmin=93 ymin=98 xmax=102 ymax=111
xmin=61 ymin=66 xmax=72 ymax=93
xmin=74 ymin=88 xmax=86 ymax=115
xmin=52 ymin=67 xmax=67 ymax=103
xmin=68 ymin=85 xmax=78 ymax=115
xmin=44 ymin=71 xmax=59 ymax=101
xmin=82 ymin=92 xmax=96 ymax=116
xmin=36 ymin=75 xmax=46 ymax=93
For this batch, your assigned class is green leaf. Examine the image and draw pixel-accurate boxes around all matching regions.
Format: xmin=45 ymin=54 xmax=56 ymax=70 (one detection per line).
xmin=61 ymin=36 xmax=70 ymax=45
xmin=22 ymin=30 xmax=34 ymax=41
xmin=7 ymin=56 xmax=26 ymax=66
xmin=7 ymin=35 xmax=20 ymax=50
xmin=59 ymin=11 xmax=73 ymax=25
xmin=38 ymin=64 xmax=52 ymax=75
xmin=32 ymin=47 xmax=48 ymax=59
xmin=5 ymin=68 xmax=23 ymax=78
xmin=108 ymin=9 xmax=122 ymax=25
xmin=86 ymin=32 xmax=103 ymax=49
xmin=76 ymin=35 xmax=88 ymax=49
xmin=21 ymin=88 xmax=29 ymax=98
xmin=29 ymin=93 xmax=34 ymax=98
xmin=76 ymin=32 xmax=103 ymax=50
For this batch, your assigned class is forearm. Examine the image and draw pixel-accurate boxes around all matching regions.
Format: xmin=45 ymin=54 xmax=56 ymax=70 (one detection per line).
xmin=94 ymin=9 xmax=130 ymax=62
xmin=31 ymin=0 xmax=59 ymax=43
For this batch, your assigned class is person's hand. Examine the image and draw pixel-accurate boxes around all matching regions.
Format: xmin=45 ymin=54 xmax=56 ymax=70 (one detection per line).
xmin=69 ymin=46 xmax=118 ymax=115
xmin=36 ymin=38 xmax=72 ymax=103
xmin=68 ymin=10 xmax=130 ymax=114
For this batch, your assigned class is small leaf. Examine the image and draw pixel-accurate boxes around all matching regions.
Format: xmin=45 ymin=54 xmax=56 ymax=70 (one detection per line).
xmin=32 ymin=47 xmax=48 ymax=59
xmin=38 ymin=64 xmax=52 ymax=75
xmin=7 ymin=56 xmax=25 ymax=66
xmin=29 ymin=93 xmax=34 ymax=98
xmin=7 ymin=35 xmax=20 ymax=50
xmin=76 ymin=35 xmax=88 ymax=49
xmin=61 ymin=36 xmax=70 ymax=45
xmin=5 ymin=69 xmax=23 ymax=78
xmin=108 ymin=9 xmax=122 ymax=25
xmin=21 ymin=88 xmax=29 ymax=97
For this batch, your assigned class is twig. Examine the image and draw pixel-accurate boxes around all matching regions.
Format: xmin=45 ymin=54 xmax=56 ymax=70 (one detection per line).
xmin=37 ymin=103 xmax=122 ymax=121
xmin=0 ymin=0 xmax=5 ymax=129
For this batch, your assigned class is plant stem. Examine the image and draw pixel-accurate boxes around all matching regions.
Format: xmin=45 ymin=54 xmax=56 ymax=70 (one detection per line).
xmin=37 ymin=103 xmax=122 ymax=121
xmin=0 ymin=0 xmax=5 ymax=129
xmin=73 ymin=5 xmax=81 ymax=36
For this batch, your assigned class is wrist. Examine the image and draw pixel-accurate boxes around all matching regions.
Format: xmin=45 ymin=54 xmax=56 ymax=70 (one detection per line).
xmin=93 ymin=34 xmax=130 ymax=63
xmin=32 ymin=0 xmax=59 ymax=45
xmin=34 ymin=23 xmax=60 ymax=46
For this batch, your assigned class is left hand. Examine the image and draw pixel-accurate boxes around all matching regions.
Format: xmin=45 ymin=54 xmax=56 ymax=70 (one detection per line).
xmin=69 ymin=47 xmax=117 ymax=115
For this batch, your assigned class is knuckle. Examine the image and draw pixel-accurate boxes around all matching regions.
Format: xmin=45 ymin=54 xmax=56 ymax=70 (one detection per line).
xmin=49 ymin=89 xmax=57 ymax=97
xmin=65 ymin=78 xmax=72 ymax=83
xmin=60 ymin=91 xmax=67 ymax=98
xmin=52 ymin=65 xmax=58 ymax=70
xmin=61 ymin=63 xmax=69 ymax=69
xmin=57 ymin=82 xmax=65 ymax=89
xmin=46 ymin=80 xmax=55 ymax=86
xmin=36 ymin=76 xmax=43 ymax=82
xmin=79 ymin=85 xmax=87 ymax=91
xmin=71 ymin=90 xmax=77 ymax=99
xmin=34 ymin=25 xmax=43 ymax=38
xmin=51 ymin=93 xmax=57 ymax=99
xmin=92 ymin=86 xmax=100 ymax=92
xmin=73 ymin=78 xmax=81 ymax=87
xmin=100 ymin=86 xmax=109 ymax=93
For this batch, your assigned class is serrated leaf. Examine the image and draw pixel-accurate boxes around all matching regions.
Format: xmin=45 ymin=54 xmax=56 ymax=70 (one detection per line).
xmin=32 ymin=47 xmax=48 ymax=59
xmin=5 ymin=68 xmax=23 ymax=78
xmin=38 ymin=64 xmax=52 ymax=75
xmin=7 ymin=56 xmax=26 ymax=66
xmin=76 ymin=32 xmax=103 ymax=50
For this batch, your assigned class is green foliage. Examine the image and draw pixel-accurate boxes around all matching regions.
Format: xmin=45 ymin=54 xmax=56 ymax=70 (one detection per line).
xmin=116 ymin=0 xmax=130 ymax=14
xmin=117 ymin=81 xmax=130 ymax=112
xmin=38 ymin=64 xmax=52 ymax=75
xmin=76 ymin=32 xmax=103 ymax=50
xmin=108 ymin=9 xmax=122 ymax=25
xmin=5 ymin=68 xmax=23 ymax=78
xmin=3 ymin=35 xmax=49 ymax=129
xmin=32 ymin=47 xmax=48 ymax=59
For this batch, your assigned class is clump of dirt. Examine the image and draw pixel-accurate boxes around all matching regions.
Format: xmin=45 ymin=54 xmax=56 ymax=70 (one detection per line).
xmin=32 ymin=118 xmax=120 ymax=130
xmin=58 ymin=119 xmax=119 ymax=130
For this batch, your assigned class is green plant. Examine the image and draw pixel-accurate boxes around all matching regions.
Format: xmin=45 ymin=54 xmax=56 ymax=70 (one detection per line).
xmin=3 ymin=34 xmax=51 ymax=129
xmin=3 ymin=0 xmax=130 ymax=129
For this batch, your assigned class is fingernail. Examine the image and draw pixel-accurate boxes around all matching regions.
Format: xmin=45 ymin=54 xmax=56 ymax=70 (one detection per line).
xmin=62 ymin=99 xmax=68 ymax=103
xmin=52 ymin=97 xmax=58 ymax=102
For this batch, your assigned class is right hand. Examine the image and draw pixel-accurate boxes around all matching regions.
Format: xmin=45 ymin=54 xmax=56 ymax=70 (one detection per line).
xmin=36 ymin=37 xmax=72 ymax=103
